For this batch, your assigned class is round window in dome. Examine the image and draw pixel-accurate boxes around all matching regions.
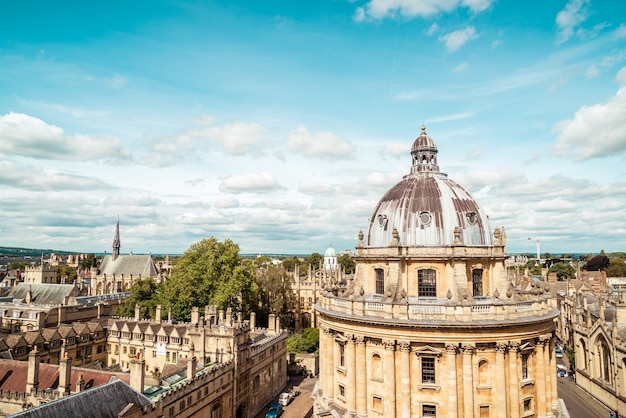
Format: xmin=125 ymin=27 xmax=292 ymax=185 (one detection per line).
xmin=466 ymin=212 xmax=477 ymax=225
xmin=419 ymin=211 xmax=432 ymax=226
xmin=377 ymin=214 xmax=388 ymax=228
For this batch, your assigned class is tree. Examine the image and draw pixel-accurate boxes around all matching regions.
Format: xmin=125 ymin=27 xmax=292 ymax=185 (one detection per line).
xmin=338 ymin=253 xmax=356 ymax=274
xmin=281 ymin=256 xmax=301 ymax=273
xmin=56 ymin=265 xmax=77 ymax=283
xmin=605 ymin=258 xmax=626 ymax=278
xmin=302 ymin=252 xmax=323 ymax=272
xmin=116 ymin=278 xmax=160 ymax=319
xmin=9 ymin=261 xmax=29 ymax=270
xmin=287 ymin=328 xmax=320 ymax=354
xmin=80 ymin=253 xmax=97 ymax=269
xmin=256 ymin=265 xmax=296 ymax=328
xmin=584 ymin=255 xmax=610 ymax=271
xmin=160 ymin=238 xmax=258 ymax=322
xmin=547 ymin=262 xmax=576 ymax=281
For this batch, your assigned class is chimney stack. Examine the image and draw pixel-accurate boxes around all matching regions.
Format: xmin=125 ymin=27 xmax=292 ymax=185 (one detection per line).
xmin=155 ymin=305 xmax=162 ymax=322
xmin=26 ymin=347 xmax=40 ymax=394
xmin=130 ymin=357 xmax=145 ymax=393
xmin=59 ymin=349 xmax=72 ymax=396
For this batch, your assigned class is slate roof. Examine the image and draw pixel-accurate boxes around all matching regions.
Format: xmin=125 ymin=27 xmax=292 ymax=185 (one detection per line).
xmin=7 ymin=378 xmax=151 ymax=418
xmin=97 ymin=254 xmax=158 ymax=278
xmin=8 ymin=284 xmax=77 ymax=305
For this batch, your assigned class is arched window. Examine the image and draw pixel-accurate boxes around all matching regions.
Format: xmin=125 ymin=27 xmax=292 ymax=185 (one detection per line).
xmin=472 ymin=269 xmax=483 ymax=297
xmin=375 ymin=269 xmax=384 ymax=295
xmin=478 ymin=359 xmax=490 ymax=386
xmin=418 ymin=269 xmax=436 ymax=297
xmin=371 ymin=353 xmax=382 ymax=380
xmin=598 ymin=336 xmax=612 ymax=383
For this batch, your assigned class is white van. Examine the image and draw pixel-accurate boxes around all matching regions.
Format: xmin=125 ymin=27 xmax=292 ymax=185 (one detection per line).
xmin=555 ymin=347 xmax=563 ymax=358
xmin=556 ymin=364 xmax=567 ymax=377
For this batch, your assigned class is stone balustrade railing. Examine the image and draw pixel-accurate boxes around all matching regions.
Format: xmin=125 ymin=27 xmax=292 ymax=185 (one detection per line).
xmin=317 ymin=294 xmax=557 ymax=324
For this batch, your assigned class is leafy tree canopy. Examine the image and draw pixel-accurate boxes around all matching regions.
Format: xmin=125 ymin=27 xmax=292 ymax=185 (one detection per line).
xmin=338 ymin=253 xmax=356 ymax=274
xmin=547 ymin=262 xmax=576 ymax=281
xmin=80 ymin=253 xmax=97 ymax=269
xmin=56 ymin=265 xmax=77 ymax=283
xmin=584 ymin=255 xmax=610 ymax=271
xmin=161 ymin=238 xmax=258 ymax=322
xmin=287 ymin=328 xmax=319 ymax=354
xmin=256 ymin=264 xmax=296 ymax=327
xmin=116 ymin=278 xmax=160 ymax=319
xmin=605 ymin=258 xmax=626 ymax=278
xmin=281 ymin=256 xmax=301 ymax=273
xmin=9 ymin=261 xmax=29 ymax=270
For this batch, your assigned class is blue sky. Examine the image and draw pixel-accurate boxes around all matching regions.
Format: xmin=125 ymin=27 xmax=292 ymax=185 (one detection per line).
xmin=1 ymin=0 xmax=625 ymax=256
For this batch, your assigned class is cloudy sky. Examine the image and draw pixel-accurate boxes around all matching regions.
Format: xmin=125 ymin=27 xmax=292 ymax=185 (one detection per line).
xmin=1 ymin=0 xmax=625 ymax=256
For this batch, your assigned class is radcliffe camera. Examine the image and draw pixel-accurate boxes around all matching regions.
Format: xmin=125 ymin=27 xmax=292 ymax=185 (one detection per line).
xmin=0 ymin=1 xmax=625 ymax=418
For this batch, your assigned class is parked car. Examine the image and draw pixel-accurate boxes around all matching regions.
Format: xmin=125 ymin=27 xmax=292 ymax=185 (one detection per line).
xmin=278 ymin=392 xmax=291 ymax=406
xmin=266 ymin=403 xmax=283 ymax=418
xmin=555 ymin=347 xmax=563 ymax=358
xmin=556 ymin=364 xmax=568 ymax=378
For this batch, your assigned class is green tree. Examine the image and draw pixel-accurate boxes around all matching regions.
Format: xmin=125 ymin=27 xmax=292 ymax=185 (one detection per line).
xmin=160 ymin=238 xmax=258 ymax=322
xmin=302 ymin=252 xmax=323 ymax=272
xmin=286 ymin=328 xmax=320 ymax=354
xmin=256 ymin=265 xmax=296 ymax=327
xmin=116 ymin=278 xmax=160 ymax=318
xmin=56 ymin=265 xmax=77 ymax=283
xmin=9 ymin=261 xmax=29 ymax=270
xmin=80 ymin=253 xmax=97 ymax=269
xmin=605 ymin=258 xmax=626 ymax=278
xmin=282 ymin=256 xmax=301 ymax=273
xmin=547 ymin=262 xmax=576 ymax=281
xmin=584 ymin=255 xmax=610 ymax=271
xmin=338 ymin=253 xmax=356 ymax=274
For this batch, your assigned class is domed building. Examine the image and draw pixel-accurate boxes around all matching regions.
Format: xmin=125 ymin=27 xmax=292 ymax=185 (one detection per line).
xmin=315 ymin=126 xmax=561 ymax=417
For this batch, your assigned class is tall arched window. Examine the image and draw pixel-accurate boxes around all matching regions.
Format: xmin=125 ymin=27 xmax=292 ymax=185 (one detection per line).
xmin=375 ymin=269 xmax=384 ymax=295
xmin=371 ymin=353 xmax=382 ymax=380
xmin=598 ymin=336 xmax=612 ymax=383
xmin=472 ymin=269 xmax=483 ymax=297
xmin=478 ymin=359 xmax=490 ymax=386
xmin=418 ymin=269 xmax=436 ymax=297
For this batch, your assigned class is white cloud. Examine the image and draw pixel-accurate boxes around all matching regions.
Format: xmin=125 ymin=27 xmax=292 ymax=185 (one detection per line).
xmin=380 ymin=142 xmax=409 ymax=158
xmin=298 ymin=181 xmax=335 ymax=195
xmin=287 ymin=125 xmax=352 ymax=160
xmin=451 ymin=62 xmax=469 ymax=73
xmin=491 ymin=39 xmax=502 ymax=49
xmin=219 ymin=172 xmax=284 ymax=193
xmin=355 ymin=0 xmax=494 ymax=20
xmin=555 ymin=0 xmax=590 ymax=43
xmin=214 ymin=197 xmax=240 ymax=209
xmin=0 ymin=112 xmax=131 ymax=161
xmin=439 ymin=26 xmax=478 ymax=52
xmin=552 ymin=87 xmax=626 ymax=160
xmin=0 ymin=161 xmax=113 ymax=191
xmin=616 ymin=66 xmax=626 ymax=85
xmin=424 ymin=23 xmax=439 ymax=36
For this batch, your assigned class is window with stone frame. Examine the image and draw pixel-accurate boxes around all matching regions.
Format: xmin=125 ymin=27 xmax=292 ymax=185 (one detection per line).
xmin=422 ymin=404 xmax=437 ymax=417
xmin=339 ymin=342 xmax=345 ymax=367
xmin=375 ymin=268 xmax=384 ymax=295
xmin=418 ymin=269 xmax=436 ymax=297
xmin=521 ymin=353 xmax=529 ymax=379
xmin=421 ymin=357 xmax=436 ymax=384
xmin=472 ymin=269 xmax=483 ymax=297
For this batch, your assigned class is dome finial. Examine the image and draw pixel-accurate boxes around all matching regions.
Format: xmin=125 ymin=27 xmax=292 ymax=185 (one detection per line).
xmin=421 ymin=124 xmax=426 ymax=134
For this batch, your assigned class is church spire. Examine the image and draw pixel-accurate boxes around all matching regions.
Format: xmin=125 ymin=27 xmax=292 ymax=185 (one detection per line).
xmin=112 ymin=216 xmax=121 ymax=261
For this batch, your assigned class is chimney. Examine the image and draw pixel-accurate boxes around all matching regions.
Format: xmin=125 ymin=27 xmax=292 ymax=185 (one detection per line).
xmin=59 ymin=350 xmax=72 ymax=396
xmin=269 ymin=314 xmax=276 ymax=332
xmin=76 ymin=374 xmax=85 ymax=393
xmin=275 ymin=316 xmax=281 ymax=333
xmin=250 ymin=312 xmax=256 ymax=330
xmin=187 ymin=343 xmax=197 ymax=380
xmin=130 ymin=357 xmax=145 ymax=393
xmin=26 ymin=347 xmax=40 ymax=394
xmin=219 ymin=309 xmax=224 ymax=325
xmin=134 ymin=304 xmax=141 ymax=321
xmin=191 ymin=307 xmax=199 ymax=325
xmin=155 ymin=305 xmax=162 ymax=322
xmin=225 ymin=307 xmax=232 ymax=326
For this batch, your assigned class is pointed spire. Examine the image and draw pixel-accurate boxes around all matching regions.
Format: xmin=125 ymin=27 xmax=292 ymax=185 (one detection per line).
xmin=112 ymin=216 xmax=121 ymax=261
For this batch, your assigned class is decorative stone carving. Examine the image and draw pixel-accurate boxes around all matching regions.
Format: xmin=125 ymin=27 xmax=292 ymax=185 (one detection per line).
xmin=357 ymin=230 xmax=364 ymax=248
xmin=359 ymin=286 xmax=364 ymax=296
xmin=445 ymin=343 xmax=458 ymax=355
xmin=446 ymin=289 xmax=453 ymax=300
xmin=508 ymin=340 xmax=521 ymax=352
xmin=461 ymin=343 xmax=475 ymax=355
xmin=383 ymin=340 xmax=396 ymax=351
xmin=355 ymin=335 xmax=366 ymax=345
xmin=506 ymin=288 xmax=513 ymax=299
xmin=493 ymin=288 xmax=500 ymax=299
xmin=495 ymin=342 xmax=508 ymax=353
xmin=399 ymin=342 xmax=411 ymax=352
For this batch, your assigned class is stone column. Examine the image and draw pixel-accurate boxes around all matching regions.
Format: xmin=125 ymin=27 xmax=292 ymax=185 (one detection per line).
xmin=446 ymin=343 xmax=459 ymax=418
xmin=508 ymin=341 xmax=521 ymax=418
xmin=355 ymin=336 xmax=367 ymax=417
xmin=495 ymin=342 xmax=508 ymax=417
xmin=535 ymin=337 xmax=547 ymax=416
xmin=461 ymin=343 xmax=475 ymax=418
xmin=384 ymin=340 xmax=396 ymax=417
xmin=398 ymin=342 xmax=411 ymax=418
xmin=346 ymin=334 xmax=357 ymax=416
xmin=323 ymin=327 xmax=335 ymax=399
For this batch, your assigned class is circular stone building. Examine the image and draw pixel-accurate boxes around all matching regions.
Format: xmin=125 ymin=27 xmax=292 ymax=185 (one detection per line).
xmin=315 ymin=126 xmax=560 ymax=418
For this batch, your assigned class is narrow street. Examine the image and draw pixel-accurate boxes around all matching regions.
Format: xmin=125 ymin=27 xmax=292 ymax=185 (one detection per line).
xmin=254 ymin=375 xmax=315 ymax=418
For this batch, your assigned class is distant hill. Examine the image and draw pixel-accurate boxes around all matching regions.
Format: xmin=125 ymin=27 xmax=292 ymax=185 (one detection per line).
xmin=0 ymin=246 xmax=76 ymax=257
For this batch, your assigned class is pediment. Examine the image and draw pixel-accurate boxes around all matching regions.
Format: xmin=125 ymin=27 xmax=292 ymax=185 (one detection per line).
xmin=414 ymin=345 xmax=442 ymax=357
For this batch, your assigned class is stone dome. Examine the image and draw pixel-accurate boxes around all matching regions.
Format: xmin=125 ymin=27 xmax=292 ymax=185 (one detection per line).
xmin=366 ymin=126 xmax=493 ymax=247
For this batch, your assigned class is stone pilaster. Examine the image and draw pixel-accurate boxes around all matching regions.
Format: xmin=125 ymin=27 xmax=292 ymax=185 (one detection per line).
xmin=508 ymin=341 xmax=521 ymax=418
xmin=398 ymin=342 xmax=411 ymax=418
xmin=322 ymin=326 xmax=334 ymax=399
xmin=446 ymin=343 xmax=459 ymax=418
xmin=495 ymin=342 xmax=508 ymax=417
xmin=346 ymin=334 xmax=357 ymax=416
xmin=355 ymin=336 xmax=367 ymax=417
xmin=461 ymin=343 xmax=475 ymax=418
xmin=384 ymin=339 xmax=396 ymax=417
xmin=535 ymin=337 xmax=547 ymax=416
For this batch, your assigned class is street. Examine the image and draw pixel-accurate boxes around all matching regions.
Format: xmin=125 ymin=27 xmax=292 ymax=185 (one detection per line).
xmin=254 ymin=375 xmax=315 ymax=418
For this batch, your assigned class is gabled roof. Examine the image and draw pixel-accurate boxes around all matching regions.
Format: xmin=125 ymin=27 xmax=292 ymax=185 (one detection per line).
xmin=8 ymin=284 xmax=77 ymax=305
xmin=98 ymin=254 xmax=159 ymax=278
xmin=23 ymin=331 xmax=45 ymax=346
xmin=7 ymin=378 xmax=149 ymax=418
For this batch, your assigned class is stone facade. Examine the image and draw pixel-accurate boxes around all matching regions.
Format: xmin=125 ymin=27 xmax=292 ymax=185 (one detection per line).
xmin=314 ymin=127 xmax=561 ymax=417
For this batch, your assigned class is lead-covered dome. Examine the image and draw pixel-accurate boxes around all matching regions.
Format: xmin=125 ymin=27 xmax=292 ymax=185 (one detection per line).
xmin=366 ymin=126 xmax=493 ymax=247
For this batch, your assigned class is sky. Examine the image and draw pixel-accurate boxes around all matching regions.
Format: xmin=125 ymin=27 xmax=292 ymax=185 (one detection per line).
xmin=1 ymin=0 xmax=625 ymax=257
